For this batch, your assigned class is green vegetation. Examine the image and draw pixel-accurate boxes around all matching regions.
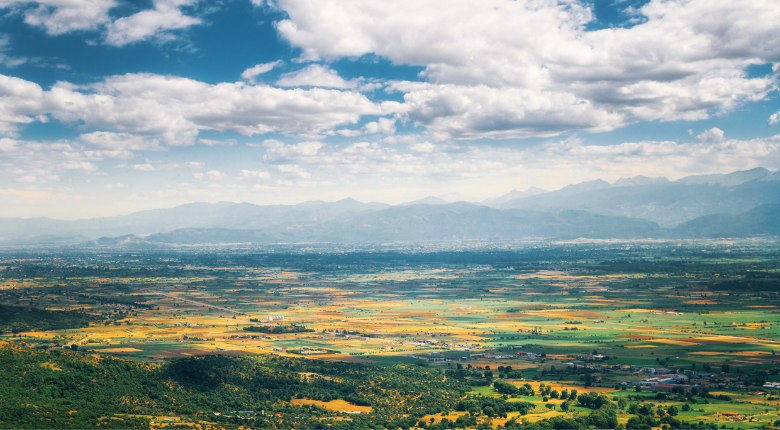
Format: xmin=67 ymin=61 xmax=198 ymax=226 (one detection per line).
xmin=0 ymin=343 xmax=467 ymax=429
xmin=0 ymin=304 xmax=92 ymax=335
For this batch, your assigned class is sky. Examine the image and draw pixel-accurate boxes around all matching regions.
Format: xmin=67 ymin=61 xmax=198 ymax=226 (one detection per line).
xmin=0 ymin=0 xmax=779 ymax=219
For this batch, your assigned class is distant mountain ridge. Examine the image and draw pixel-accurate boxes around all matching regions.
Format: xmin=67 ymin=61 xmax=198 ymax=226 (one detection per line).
xmin=494 ymin=167 xmax=780 ymax=227
xmin=1 ymin=167 xmax=779 ymax=245
xmin=86 ymin=204 xmax=660 ymax=245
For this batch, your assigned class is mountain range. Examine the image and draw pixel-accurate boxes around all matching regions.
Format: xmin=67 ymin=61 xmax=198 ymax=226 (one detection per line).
xmin=2 ymin=167 xmax=779 ymax=245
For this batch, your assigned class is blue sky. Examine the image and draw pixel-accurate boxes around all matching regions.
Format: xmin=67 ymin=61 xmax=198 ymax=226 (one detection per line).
xmin=0 ymin=0 xmax=779 ymax=218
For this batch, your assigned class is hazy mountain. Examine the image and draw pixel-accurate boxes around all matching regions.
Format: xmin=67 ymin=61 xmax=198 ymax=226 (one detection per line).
xmin=4 ymin=167 xmax=780 ymax=245
xmin=498 ymin=168 xmax=780 ymax=227
xmin=437 ymin=192 xmax=477 ymax=202
xmin=674 ymin=167 xmax=773 ymax=186
xmin=672 ymin=203 xmax=780 ymax=237
xmin=482 ymin=187 xmax=547 ymax=206
xmin=0 ymin=199 xmax=390 ymax=243
xmin=612 ymin=176 xmax=669 ymax=187
xmin=401 ymin=196 xmax=450 ymax=205
xmin=118 ymin=203 xmax=660 ymax=244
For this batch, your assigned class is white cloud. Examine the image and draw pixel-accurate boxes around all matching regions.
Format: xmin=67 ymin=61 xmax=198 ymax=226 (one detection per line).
xmin=0 ymin=35 xmax=27 ymax=68
xmin=183 ymin=161 xmax=204 ymax=169
xmin=104 ymin=0 xmax=202 ymax=46
xmin=408 ymin=141 xmax=435 ymax=153
xmin=241 ymin=60 xmax=284 ymax=83
xmin=61 ymin=160 xmax=98 ymax=171
xmin=0 ymin=0 xmax=202 ymax=44
xmin=336 ymin=128 xmax=362 ymax=137
xmin=199 ymin=138 xmax=237 ymax=146
xmin=274 ymin=0 xmax=780 ymax=139
xmin=133 ymin=164 xmax=155 ymax=171
xmin=769 ymin=110 xmax=780 ymax=126
xmin=276 ymin=164 xmax=311 ymax=178
xmin=0 ymin=137 xmax=17 ymax=152
xmin=80 ymin=131 xmax=162 ymax=150
xmin=193 ymin=170 xmax=227 ymax=180
xmin=263 ymin=140 xmax=324 ymax=162
xmin=240 ymin=169 xmax=271 ymax=179
xmin=0 ymin=0 xmax=118 ymax=35
xmin=0 ymin=72 xmax=392 ymax=141
xmin=696 ymin=127 xmax=726 ymax=142
xmin=363 ymin=117 xmax=395 ymax=135
xmin=276 ymin=64 xmax=358 ymax=89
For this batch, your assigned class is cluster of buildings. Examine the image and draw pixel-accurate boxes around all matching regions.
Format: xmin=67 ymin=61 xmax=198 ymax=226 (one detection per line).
xmin=174 ymin=321 xmax=198 ymax=327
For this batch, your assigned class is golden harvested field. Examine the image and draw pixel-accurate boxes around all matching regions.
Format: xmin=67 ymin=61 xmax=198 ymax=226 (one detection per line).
xmin=291 ymin=399 xmax=373 ymax=413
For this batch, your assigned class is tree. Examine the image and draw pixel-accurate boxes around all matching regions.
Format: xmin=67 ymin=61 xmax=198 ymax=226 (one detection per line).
xmin=666 ymin=405 xmax=679 ymax=416
xmin=569 ymin=389 xmax=578 ymax=401
xmin=681 ymin=404 xmax=691 ymax=412
xmin=560 ymin=401 xmax=570 ymax=412
xmin=721 ymin=364 xmax=730 ymax=373
xmin=70 ymin=344 xmax=78 ymax=351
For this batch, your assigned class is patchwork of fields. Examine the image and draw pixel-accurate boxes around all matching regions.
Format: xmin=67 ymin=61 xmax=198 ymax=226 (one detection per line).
xmin=2 ymin=239 xmax=780 ymax=428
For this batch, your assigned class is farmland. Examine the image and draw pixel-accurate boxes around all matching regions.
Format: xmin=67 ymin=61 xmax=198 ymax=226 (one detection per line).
xmin=2 ymin=239 xmax=780 ymax=428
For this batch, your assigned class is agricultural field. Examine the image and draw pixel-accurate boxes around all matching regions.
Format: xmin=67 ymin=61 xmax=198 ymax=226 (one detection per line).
xmin=2 ymin=239 xmax=780 ymax=429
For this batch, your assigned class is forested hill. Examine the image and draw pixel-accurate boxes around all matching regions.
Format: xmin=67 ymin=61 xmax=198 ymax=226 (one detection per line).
xmin=0 ymin=343 xmax=472 ymax=429
xmin=0 ymin=304 xmax=93 ymax=335
xmin=0 ymin=343 xmax=625 ymax=429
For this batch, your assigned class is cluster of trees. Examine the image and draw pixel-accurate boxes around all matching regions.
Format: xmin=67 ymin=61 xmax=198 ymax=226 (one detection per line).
xmin=506 ymin=406 xmax=618 ymax=429
xmin=0 ymin=304 xmax=93 ymax=334
xmin=242 ymin=324 xmax=314 ymax=334
xmin=454 ymin=396 xmax=534 ymax=418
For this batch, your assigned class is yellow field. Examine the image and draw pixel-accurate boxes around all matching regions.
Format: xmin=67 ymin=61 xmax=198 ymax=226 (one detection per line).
xmin=291 ymin=398 xmax=373 ymax=413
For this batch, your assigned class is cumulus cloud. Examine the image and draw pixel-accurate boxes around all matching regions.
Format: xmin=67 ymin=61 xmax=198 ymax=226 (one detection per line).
xmin=274 ymin=0 xmax=780 ymax=139
xmin=696 ymin=127 xmax=726 ymax=142
xmin=364 ymin=117 xmax=395 ymax=135
xmin=263 ymin=140 xmax=324 ymax=162
xmin=80 ymin=131 xmax=163 ymax=150
xmin=0 ymin=0 xmax=117 ymax=35
xmin=106 ymin=0 xmax=202 ymax=46
xmin=0 ymin=137 xmax=17 ymax=152
xmin=0 ymin=0 xmax=203 ymax=45
xmin=276 ymin=64 xmax=358 ymax=89
xmin=769 ymin=110 xmax=780 ymax=126
xmin=241 ymin=60 xmax=284 ymax=83
xmin=0 ymin=72 xmax=392 ymax=141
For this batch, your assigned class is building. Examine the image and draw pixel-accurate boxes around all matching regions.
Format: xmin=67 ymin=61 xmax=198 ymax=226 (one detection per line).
xmin=267 ymin=315 xmax=284 ymax=321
